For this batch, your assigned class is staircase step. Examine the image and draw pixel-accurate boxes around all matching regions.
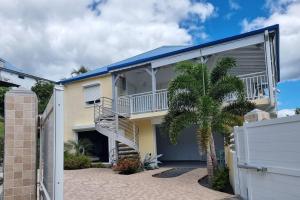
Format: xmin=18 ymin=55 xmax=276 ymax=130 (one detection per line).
xmin=118 ymin=146 xmax=134 ymax=151
xmin=118 ymin=154 xmax=140 ymax=159
xmin=118 ymin=150 xmax=138 ymax=155
xmin=117 ymin=143 xmax=128 ymax=148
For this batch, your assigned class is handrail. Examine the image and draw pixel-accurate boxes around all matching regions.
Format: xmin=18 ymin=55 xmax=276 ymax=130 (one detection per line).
xmin=94 ymin=97 xmax=139 ymax=149
xmin=237 ymin=71 xmax=266 ymax=78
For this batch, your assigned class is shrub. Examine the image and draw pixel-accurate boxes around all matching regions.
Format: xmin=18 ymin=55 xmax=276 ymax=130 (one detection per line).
xmin=113 ymin=157 xmax=141 ymax=175
xmin=212 ymin=167 xmax=230 ymax=191
xmin=64 ymin=152 xmax=91 ymax=170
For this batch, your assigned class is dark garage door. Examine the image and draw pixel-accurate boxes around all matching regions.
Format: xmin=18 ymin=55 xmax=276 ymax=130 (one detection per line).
xmin=156 ymin=125 xmax=224 ymax=162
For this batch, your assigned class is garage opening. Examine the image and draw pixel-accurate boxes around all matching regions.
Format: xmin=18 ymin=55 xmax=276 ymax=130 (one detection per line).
xmin=156 ymin=125 xmax=224 ymax=166
xmin=77 ymin=130 xmax=109 ymax=162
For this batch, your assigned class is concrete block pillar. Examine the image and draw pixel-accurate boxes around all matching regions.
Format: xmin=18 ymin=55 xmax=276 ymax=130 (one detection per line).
xmin=3 ymin=88 xmax=38 ymax=200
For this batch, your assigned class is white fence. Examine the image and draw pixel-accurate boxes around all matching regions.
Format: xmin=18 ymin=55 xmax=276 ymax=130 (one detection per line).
xmin=231 ymin=115 xmax=300 ymax=200
xmin=40 ymin=86 xmax=64 ymax=200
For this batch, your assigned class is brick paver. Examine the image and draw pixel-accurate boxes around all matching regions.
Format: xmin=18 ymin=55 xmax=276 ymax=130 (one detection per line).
xmin=64 ymin=168 xmax=233 ymax=200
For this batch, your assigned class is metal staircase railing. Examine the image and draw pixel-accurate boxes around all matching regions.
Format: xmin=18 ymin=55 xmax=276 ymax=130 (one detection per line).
xmin=94 ymin=97 xmax=139 ymax=149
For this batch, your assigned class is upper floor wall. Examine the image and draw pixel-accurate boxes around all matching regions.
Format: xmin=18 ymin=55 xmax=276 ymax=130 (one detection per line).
xmin=63 ymin=74 xmax=112 ymax=141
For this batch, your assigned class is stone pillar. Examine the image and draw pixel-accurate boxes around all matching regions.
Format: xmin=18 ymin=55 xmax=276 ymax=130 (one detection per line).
xmin=3 ymin=88 xmax=38 ymax=200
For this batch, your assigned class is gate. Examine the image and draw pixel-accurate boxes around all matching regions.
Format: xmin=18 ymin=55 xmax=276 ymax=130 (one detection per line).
xmin=39 ymin=86 xmax=64 ymax=200
xmin=233 ymin=115 xmax=300 ymax=200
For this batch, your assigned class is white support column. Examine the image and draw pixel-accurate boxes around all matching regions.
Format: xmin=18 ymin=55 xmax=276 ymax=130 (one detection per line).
xmin=151 ymin=68 xmax=157 ymax=111
xmin=110 ymin=74 xmax=120 ymax=164
xmin=145 ymin=67 xmax=157 ymax=111
xmin=264 ymin=30 xmax=275 ymax=107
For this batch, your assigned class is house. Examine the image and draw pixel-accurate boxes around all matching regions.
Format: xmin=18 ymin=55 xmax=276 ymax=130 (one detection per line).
xmin=0 ymin=58 xmax=53 ymax=88
xmin=59 ymin=24 xmax=280 ymax=164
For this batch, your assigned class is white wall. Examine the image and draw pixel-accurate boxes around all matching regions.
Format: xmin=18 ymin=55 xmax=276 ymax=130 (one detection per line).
xmin=233 ymin=115 xmax=300 ymax=200
xmin=0 ymin=70 xmax=38 ymax=89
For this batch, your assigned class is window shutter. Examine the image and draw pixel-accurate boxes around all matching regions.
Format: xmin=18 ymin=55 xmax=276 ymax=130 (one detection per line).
xmin=84 ymin=84 xmax=100 ymax=103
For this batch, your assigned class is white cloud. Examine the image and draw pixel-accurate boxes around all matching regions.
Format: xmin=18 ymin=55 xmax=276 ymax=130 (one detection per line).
xmin=0 ymin=0 xmax=215 ymax=81
xmin=242 ymin=0 xmax=300 ymax=81
xmin=229 ymin=0 xmax=240 ymax=10
xmin=277 ymin=109 xmax=295 ymax=117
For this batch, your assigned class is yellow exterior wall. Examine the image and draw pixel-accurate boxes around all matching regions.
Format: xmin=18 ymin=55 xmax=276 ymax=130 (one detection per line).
xmin=63 ymin=75 xmax=112 ymax=141
xmin=135 ymin=119 xmax=156 ymax=159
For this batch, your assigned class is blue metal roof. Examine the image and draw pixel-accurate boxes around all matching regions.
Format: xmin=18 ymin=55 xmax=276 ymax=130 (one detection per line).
xmin=60 ymin=24 xmax=280 ymax=84
xmin=59 ymin=66 xmax=109 ymax=84
xmin=59 ymin=45 xmax=189 ymax=84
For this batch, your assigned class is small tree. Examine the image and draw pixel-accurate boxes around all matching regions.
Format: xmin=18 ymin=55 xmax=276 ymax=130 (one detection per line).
xmin=71 ymin=66 xmax=89 ymax=77
xmin=31 ymin=81 xmax=54 ymax=114
xmin=163 ymin=58 xmax=254 ymax=185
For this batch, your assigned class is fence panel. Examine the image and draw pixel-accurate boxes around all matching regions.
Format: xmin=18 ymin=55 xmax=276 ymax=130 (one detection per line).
xmin=233 ymin=115 xmax=300 ymax=200
xmin=40 ymin=86 xmax=64 ymax=200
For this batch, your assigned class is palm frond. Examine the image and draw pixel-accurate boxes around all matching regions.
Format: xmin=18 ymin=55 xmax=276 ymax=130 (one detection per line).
xmin=210 ymin=57 xmax=236 ymax=83
xmin=167 ymin=112 xmax=198 ymax=144
xmin=210 ymin=75 xmax=245 ymax=102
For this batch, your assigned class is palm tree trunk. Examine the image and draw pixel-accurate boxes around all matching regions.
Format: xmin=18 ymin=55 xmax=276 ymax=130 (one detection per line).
xmin=210 ymin=133 xmax=218 ymax=168
xmin=206 ymin=143 xmax=214 ymax=186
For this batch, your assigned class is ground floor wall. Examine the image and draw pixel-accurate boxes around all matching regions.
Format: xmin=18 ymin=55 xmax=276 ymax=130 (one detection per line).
xmin=135 ymin=119 xmax=156 ymax=160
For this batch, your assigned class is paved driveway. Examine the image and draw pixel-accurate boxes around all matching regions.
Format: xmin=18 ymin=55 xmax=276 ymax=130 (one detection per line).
xmin=64 ymin=168 xmax=233 ymax=200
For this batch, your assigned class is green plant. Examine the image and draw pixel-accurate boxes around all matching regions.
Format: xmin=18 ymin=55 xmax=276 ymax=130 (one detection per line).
xmin=163 ymin=58 xmax=254 ymax=184
xmin=31 ymin=81 xmax=54 ymax=113
xmin=113 ymin=157 xmax=142 ymax=175
xmin=64 ymin=139 xmax=92 ymax=156
xmin=64 ymin=152 xmax=91 ymax=170
xmin=212 ymin=167 xmax=230 ymax=191
xmin=143 ymin=153 xmax=162 ymax=170
xmin=71 ymin=66 xmax=89 ymax=76
xmin=0 ymin=87 xmax=9 ymax=116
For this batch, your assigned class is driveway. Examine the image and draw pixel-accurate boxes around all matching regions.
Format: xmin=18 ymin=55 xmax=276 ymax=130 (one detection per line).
xmin=64 ymin=167 xmax=233 ymax=200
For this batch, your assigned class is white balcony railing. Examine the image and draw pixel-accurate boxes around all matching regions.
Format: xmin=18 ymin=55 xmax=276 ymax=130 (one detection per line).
xmin=225 ymin=72 xmax=269 ymax=102
xmin=118 ymin=72 xmax=269 ymax=115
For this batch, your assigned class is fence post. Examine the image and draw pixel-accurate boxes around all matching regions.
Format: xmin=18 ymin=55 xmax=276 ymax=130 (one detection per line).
xmin=3 ymin=88 xmax=38 ymax=200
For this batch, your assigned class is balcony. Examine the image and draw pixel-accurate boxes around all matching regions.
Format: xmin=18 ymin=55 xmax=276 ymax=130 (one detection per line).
xmin=118 ymin=71 xmax=269 ymax=116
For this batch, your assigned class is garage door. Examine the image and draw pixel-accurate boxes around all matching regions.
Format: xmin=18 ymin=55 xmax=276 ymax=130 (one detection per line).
xmin=156 ymin=125 xmax=223 ymax=162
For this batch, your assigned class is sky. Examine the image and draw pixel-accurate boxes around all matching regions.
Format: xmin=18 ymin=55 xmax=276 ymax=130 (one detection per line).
xmin=0 ymin=0 xmax=299 ymax=112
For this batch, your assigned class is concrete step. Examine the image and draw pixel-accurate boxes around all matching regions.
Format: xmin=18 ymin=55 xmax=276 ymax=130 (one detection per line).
xmin=118 ymin=150 xmax=138 ymax=155
xmin=118 ymin=146 xmax=133 ymax=151
xmin=117 ymin=143 xmax=128 ymax=148
xmin=118 ymin=154 xmax=140 ymax=159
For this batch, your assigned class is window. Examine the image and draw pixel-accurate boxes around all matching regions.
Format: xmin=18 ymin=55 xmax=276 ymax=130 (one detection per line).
xmin=83 ymin=84 xmax=101 ymax=105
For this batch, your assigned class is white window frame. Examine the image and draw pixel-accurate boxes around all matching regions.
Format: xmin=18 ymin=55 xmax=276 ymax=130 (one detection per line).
xmin=82 ymin=81 xmax=101 ymax=107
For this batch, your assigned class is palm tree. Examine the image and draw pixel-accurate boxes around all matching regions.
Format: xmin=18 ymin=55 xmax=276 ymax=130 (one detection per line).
xmin=64 ymin=139 xmax=93 ymax=156
xmin=71 ymin=66 xmax=89 ymax=76
xmin=163 ymin=57 xmax=254 ymax=185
